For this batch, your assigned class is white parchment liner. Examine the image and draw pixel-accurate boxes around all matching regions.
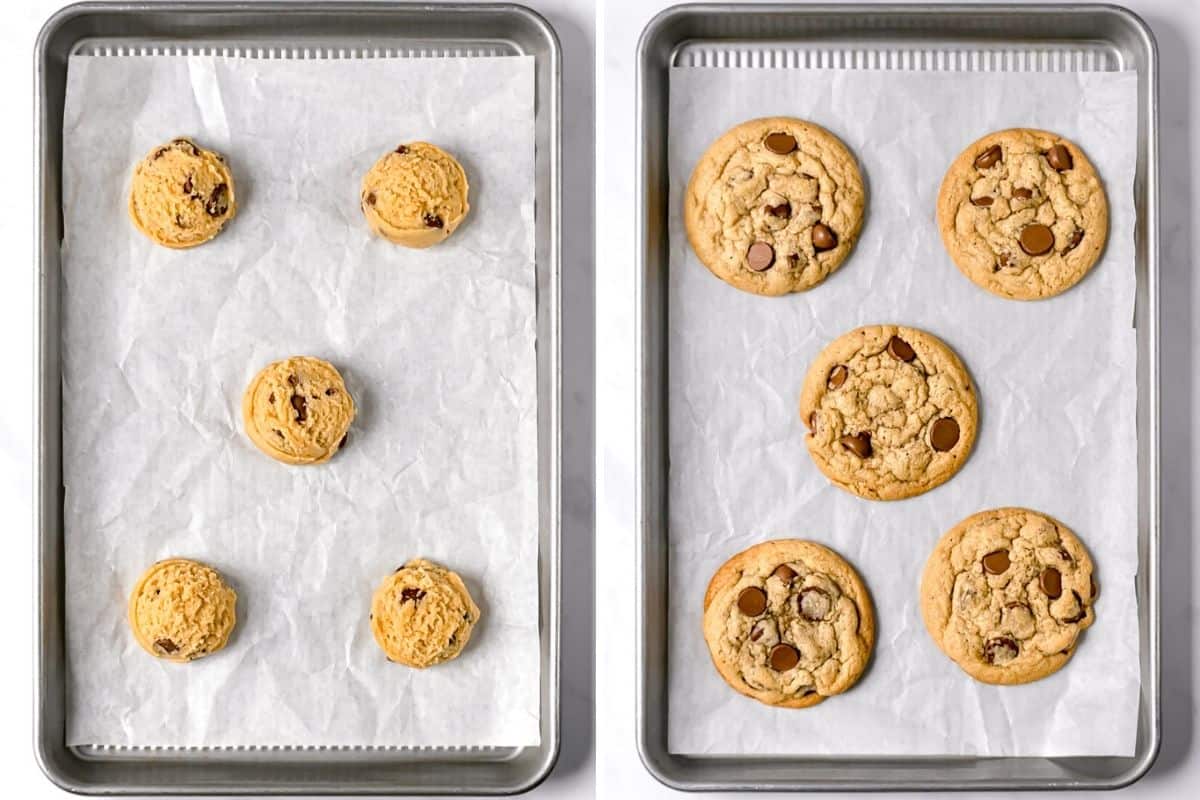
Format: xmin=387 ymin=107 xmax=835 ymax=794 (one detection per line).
xmin=61 ymin=54 xmax=540 ymax=748
xmin=667 ymin=67 xmax=1139 ymax=757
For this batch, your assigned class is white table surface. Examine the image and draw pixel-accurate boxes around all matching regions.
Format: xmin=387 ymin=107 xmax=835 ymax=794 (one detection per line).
xmin=0 ymin=0 xmax=593 ymax=798
xmin=597 ymin=0 xmax=1199 ymax=798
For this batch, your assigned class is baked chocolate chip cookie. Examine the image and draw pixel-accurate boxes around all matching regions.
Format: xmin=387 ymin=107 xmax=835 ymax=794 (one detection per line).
xmin=360 ymin=142 xmax=470 ymax=248
xmin=242 ymin=356 xmax=355 ymax=466
xmin=799 ymin=325 xmax=977 ymax=501
xmin=128 ymin=558 xmax=237 ymax=663
xmin=684 ymin=117 xmax=865 ymax=296
xmin=920 ymin=507 xmax=1097 ymax=685
xmin=370 ymin=559 xmax=481 ymax=668
xmin=937 ymin=128 xmax=1108 ymax=300
xmin=128 ymin=137 xmax=236 ymax=249
xmin=702 ymin=540 xmax=874 ymax=708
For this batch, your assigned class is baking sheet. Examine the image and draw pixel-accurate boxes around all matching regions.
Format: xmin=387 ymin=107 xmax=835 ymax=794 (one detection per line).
xmin=667 ymin=67 xmax=1139 ymax=758
xmin=61 ymin=53 xmax=539 ymax=748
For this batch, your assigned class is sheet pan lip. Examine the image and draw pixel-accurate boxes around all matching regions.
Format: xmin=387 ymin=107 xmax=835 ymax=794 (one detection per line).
xmin=634 ymin=1 xmax=1160 ymax=791
xmin=34 ymin=1 xmax=561 ymax=794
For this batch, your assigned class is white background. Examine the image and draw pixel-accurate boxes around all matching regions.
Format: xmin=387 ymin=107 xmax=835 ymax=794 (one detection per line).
xmin=599 ymin=0 xmax=1199 ymax=798
xmin=2 ymin=0 xmax=593 ymax=798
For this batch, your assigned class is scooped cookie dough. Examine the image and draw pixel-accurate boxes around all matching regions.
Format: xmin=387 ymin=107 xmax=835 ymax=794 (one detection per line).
xmin=242 ymin=356 xmax=355 ymax=466
xmin=360 ymin=142 xmax=470 ymax=248
xmin=799 ymin=325 xmax=977 ymax=501
xmin=371 ymin=559 xmax=481 ymax=668
xmin=920 ymin=507 xmax=1097 ymax=685
xmin=702 ymin=540 xmax=874 ymax=708
xmin=937 ymin=128 xmax=1108 ymax=300
xmin=128 ymin=137 xmax=236 ymax=248
xmin=684 ymin=116 xmax=866 ymax=296
xmin=127 ymin=558 xmax=237 ymax=663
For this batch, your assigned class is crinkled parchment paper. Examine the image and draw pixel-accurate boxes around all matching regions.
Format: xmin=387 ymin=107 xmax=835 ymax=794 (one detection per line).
xmin=62 ymin=54 xmax=539 ymax=748
xmin=667 ymin=67 xmax=1139 ymax=757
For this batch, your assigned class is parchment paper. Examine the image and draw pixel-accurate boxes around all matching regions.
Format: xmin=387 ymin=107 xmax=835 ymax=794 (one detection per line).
xmin=61 ymin=54 xmax=540 ymax=748
xmin=668 ymin=67 xmax=1139 ymax=757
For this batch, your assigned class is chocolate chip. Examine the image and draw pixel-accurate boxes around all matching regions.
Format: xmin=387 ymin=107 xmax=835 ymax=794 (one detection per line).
xmin=174 ymin=214 xmax=186 ymax=228
xmin=806 ymin=411 xmax=818 ymax=430
xmin=749 ymin=623 xmax=764 ymax=642
xmin=424 ymin=213 xmax=444 ymax=229
xmin=886 ymin=335 xmax=916 ymax=362
xmin=746 ymin=241 xmax=775 ymax=271
xmin=930 ymin=417 xmax=960 ymax=451
xmin=338 ymin=434 xmax=348 ymax=450
xmin=1019 ymin=223 xmax=1055 ymax=256
xmin=155 ymin=638 xmax=178 ymax=654
xmin=974 ymin=144 xmax=1002 ymax=169
xmin=1064 ymin=229 xmax=1084 ymax=253
xmin=1040 ymin=567 xmax=1063 ymax=598
xmin=1062 ymin=590 xmax=1087 ymax=623
xmin=981 ymin=550 xmax=1010 ymax=575
xmin=173 ymin=138 xmax=199 ymax=156
xmin=365 ymin=192 xmax=376 ymax=206
xmin=396 ymin=145 xmax=409 ymax=154
xmin=153 ymin=147 xmax=167 ymax=160
xmin=772 ymin=564 xmax=796 ymax=583
xmin=325 ymin=388 xmax=337 ymax=396
xmin=1013 ymin=187 xmax=1033 ymax=199
xmin=768 ymin=643 xmax=800 ymax=671
xmin=205 ymin=183 xmax=229 ymax=217
xmin=182 ymin=176 xmax=193 ymax=195
xmin=287 ymin=375 xmax=298 ymax=387
xmin=1090 ymin=575 xmax=1098 ymax=599
xmin=798 ymin=588 xmax=832 ymax=621
xmin=400 ymin=588 xmax=426 ymax=603
xmin=811 ymin=223 xmax=838 ymax=251
xmin=970 ymin=195 xmax=994 ymax=207
xmin=1046 ymin=144 xmax=1073 ymax=171
xmin=1058 ymin=547 xmax=1072 ymax=561
xmin=839 ymin=432 xmax=872 ymax=458
xmin=763 ymin=132 xmax=797 ymax=155
xmin=997 ymin=252 xmax=1015 ymax=271
xmin=291 ymin=394 xmax=308 ymax=423
xmin=268 ymin=392 xmax=275 ymax=403
xmin=737 ymin=586 xmax=768 ymax=616
xmin=827 ymin=364 xmax=848 ymax=390
xmin=766 ymin=202 xmax=791 ymax=218
xmin=984 ymin=636 xmax=1019 ymax=665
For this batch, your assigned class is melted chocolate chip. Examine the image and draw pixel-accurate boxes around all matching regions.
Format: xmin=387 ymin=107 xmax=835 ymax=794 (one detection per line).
xmin=811 ymin=223 xmax=838 ymax=251
xmin=769 ymin=643 xmax=800 ymax=671
xmin=974 ymin=144 xmax=1002 ymax=169
xmin=773 ymin=564 xmax=797 ymax=583
xmin=424 ymin=213 xmax=444 ymax=229
xmin=396 ymin=145 xmax=409 ymax=154
xmin=737 ymin=586 xmax=768 ymax=616
xmin=400 ymin=588 xmax=426 ymax=603
xmin=886 ymin=335 xmax=916 ymax=362
xmin=155 ymin=638 xmax=179 ymax=654
xmin=983 ymin=636 xmax=1019 ymax=665
xmin=182 ymin=176 xmax=193 ymax=195
xmin=981 ymin=550 xmax=1010 ymax=575
xmin=827 ymin=364 xmax=848 ymax=390
xmin=365 ymin=192 xmax=377 ymax=206
xmin=840 ymin=432 xmax=872 ymax=458
xmin=1046 ymin=144 xmax=1073 ymax=171
xmin=1062 ymin=590 xmax=1087 ymax=623
xmin=325 ymin=387 xmax=338 ymax=396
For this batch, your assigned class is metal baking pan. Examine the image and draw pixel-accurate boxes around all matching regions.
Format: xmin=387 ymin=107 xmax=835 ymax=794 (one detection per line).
xmin=35 ymin=2 xmax=560 ymax=795
xmin=635 ymin=3 xmax=1158 ymax=792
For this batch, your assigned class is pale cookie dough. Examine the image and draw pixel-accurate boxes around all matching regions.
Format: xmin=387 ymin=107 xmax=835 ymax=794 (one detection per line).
xmin=702 ymin=540 xmax=874 ymax=708
xmin=937 ymin=128 xmax=1108 ymax=300
xmin=370 ymin=559 xmax=481 ymax=668
xmin=128 ymin=558 xmax=237 ymax=663
xmin=684 ymin=116 xmax=866 ymax=296
xmin=799 ymin=325 xmax=978 ymax=501
xmin=128 ymin=137 xmax=236 ymax=248
xmin=920 ymin=507 xmax=1097 ymax=685
xmin=360 ymin=142 xmax=470 ymax=248
xmin=242 ymin=356 xmax=356 ymax=466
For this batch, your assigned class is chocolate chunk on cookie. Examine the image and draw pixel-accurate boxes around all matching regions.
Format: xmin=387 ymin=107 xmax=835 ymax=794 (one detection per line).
xmin=937 ymin=128 xmax=1108 ymax=300
xmin=702 ymin=539 xmax=874 ymax=708
xmin=799 ymin=325 xmax=978 ymax=500
xmin=920 ymin=507 xmax=1097 ymax=685
xmin=684 ymin=117 xmax=866 ymax=296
